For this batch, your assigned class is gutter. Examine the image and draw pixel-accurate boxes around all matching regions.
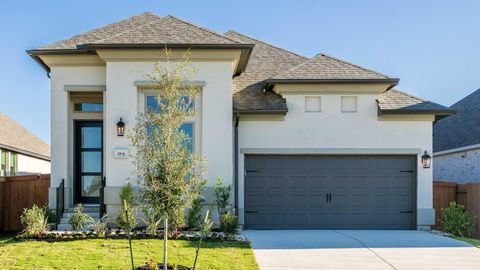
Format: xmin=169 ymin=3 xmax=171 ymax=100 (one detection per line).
xmin=0 ymin=144 xmax=51 ymax=162
xmin=434 ymin=143 xmax=480 ymax=156
xmin=26 ymin=43 xmax=254 ymax=77
xmin=232 ymin=109 xmax=288 ymax=115
xmin=378 ymin=106 xmax=457 ymax=122
xmin=264 ymin=78 xmax=400 ymax=90
xmin=234 ymin=112 xmax=240 ymax=213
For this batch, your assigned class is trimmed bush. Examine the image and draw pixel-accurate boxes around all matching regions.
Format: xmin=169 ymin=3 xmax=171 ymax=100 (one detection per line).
xmin=69 ymin=204 xmax=88 ymax=231
xmin=441 ymin=201 xmax=476 ymax=237
xmin=220 ymin=211 xmax=238 ymax=235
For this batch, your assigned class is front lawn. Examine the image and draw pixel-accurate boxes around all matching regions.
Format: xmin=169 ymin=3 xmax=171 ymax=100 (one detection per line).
xmin=452 ymin=236 xmax=480 ymax=248
xmin=0 ymin=234 xmax=259 ymax=270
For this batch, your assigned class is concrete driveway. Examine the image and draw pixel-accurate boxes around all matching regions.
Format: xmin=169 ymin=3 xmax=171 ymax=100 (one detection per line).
xmin=244 ymin=230 xmax=480 ymax=270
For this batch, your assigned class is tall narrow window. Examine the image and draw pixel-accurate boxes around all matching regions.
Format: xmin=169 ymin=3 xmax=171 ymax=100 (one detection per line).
xmin=9 ymin=153 xmax=16 ymax=176
xmin=0 ymin=151 xmax=6 ymax=177
xmin=305 ymin=96 xmax=321 ymax=112
xmin=341 ymin=96 xmax=357 ymax=112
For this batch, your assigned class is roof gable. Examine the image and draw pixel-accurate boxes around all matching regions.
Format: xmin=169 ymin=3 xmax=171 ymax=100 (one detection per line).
xmin=270 ymin=53 xmax=393 ymax=81
xmin=225 ymin=31 xmax=307 ymax=113
xmin=39 ymin=12 xmax=162 ymax=50
xmin=38 ymin=13 xmax=240 ymax=50
xmin=0 ymin=113 xmax=50 ymax=160
xmin=90 ymin=15 xmax=240 ymax=45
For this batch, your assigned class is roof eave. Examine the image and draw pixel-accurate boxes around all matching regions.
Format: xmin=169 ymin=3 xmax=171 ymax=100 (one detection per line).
xmin=27 ymin=43 xmax=255 ymax=76
xmin=0 ymin=144 xmax=50 ymax=162
xmin=233 ymin=109 xmax=288 ymax=115
xmin=265 ymin=78 xmax=400 ymax=89
xmin=26 ymin=48 xmax=95 ymax=77
xmin=378 ymin=107 xmax=457 ymax=121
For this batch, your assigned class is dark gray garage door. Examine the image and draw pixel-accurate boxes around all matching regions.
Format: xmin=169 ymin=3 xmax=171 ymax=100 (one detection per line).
xmin=244 ymin=155 xmax=415 ymax=230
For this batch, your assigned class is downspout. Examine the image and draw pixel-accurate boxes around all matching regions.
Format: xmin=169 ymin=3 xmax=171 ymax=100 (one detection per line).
xmin=234 ymin=112 xmax=240 ymax=213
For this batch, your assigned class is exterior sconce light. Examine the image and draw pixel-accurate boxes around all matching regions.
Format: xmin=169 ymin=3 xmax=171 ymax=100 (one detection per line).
xmin=116 ymin=118 xmax=125 ymax=137
xmin=421 ymin=151 xmax=431 ymax=168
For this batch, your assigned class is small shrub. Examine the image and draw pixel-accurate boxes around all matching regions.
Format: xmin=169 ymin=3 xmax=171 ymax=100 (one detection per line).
xmin=441 ymin=201 xmax=476 ymax=237
xmin=187 ymin=197 xmax=204 ymax=229
xmin=20 ymin=204 xmax=51 ymax=236
xmin=220 ymin=210 xmax=238 ymax=235
xmin=142 ymin=207 xmax=162 ymax=236
xmin=145 ymin=258 xmax=158 ymax=270
xmin=117 ymin=182 xmax=138 ymax=230
xmin=214 ymin=177 xmax=231 ymax=217
xmin=69 ymin=204 xmax=88 ymax=231
xmin=119 ymin=181 xmax=135 ymax=205
xmin=117 ymin=201 xmax=138 ymax=230
xmin=87 ymin=214 xmax=109 ymax=233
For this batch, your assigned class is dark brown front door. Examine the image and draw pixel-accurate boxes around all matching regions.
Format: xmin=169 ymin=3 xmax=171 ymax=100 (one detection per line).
xmin=75 ymin=121 xmax=103 ymax=204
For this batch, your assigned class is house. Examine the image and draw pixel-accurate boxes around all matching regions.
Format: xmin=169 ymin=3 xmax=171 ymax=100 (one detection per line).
xmin=0 ymin=113 xmax=50 ymax=176
xmin=27 ymin=12 xmax=455 ymax=230
xmin=434 ymin=89 xmax=480 ymax=183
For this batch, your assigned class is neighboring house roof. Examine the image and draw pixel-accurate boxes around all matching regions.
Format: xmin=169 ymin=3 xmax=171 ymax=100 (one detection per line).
xmin=0 ymin=113 xmax=50 ymax=160
xmin=28 ymin=12 xmax=451 ymax=117
xmin=377 ymin=89 xmax=456 ymax=119
xmin=224 ymin=31 xmax=307 ymax=113
xmin=433 ymin=88 xmax=480 ymax=153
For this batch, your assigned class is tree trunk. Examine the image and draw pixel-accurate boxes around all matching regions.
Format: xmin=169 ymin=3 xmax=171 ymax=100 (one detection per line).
xmin=163 ymin=215 xmax=168 ymax=270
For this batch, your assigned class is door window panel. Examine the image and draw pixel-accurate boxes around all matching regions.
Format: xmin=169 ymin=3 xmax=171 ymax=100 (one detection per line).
xmin=81 ymin=127 xmax=102 ymax=148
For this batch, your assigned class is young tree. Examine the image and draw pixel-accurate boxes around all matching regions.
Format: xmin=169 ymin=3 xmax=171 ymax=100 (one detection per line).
xmin=129 ymin=49 xmax=207 ymax=269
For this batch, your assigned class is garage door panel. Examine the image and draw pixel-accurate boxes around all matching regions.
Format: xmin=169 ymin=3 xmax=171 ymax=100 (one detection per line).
xmin=245 ymin=155 xmax=415 ymax=230
xmin=265 ymin=176 xmax=285 ymax=189
xmin=266 ymin=214 xmax=285 ymax=225
xmin=246 ymin=194 xmax=264 ymax=207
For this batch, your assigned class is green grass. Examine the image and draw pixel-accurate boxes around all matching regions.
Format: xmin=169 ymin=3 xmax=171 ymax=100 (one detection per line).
xmin=452 ymin=236 xmax=480 ymax=248
xmin=0 ymin=234 xmax=259 ymax=270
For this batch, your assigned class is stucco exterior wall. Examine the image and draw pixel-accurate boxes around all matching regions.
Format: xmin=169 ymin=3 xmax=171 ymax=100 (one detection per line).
xmin=103 ymin=61 xmax=233 ymax=213
xmin=434 ymin=148 xmax=480 ymax=183
xmin=238 ymin=93 xmax=434 ymax=228
xmin=16 ymin=154 xmax=50 ymax=175
xmin=48 ymin=66 xmax=106 ymax=208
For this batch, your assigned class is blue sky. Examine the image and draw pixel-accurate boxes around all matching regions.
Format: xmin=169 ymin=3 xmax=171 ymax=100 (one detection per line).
xmin=1 ymin=0 xmax=479 ymax=143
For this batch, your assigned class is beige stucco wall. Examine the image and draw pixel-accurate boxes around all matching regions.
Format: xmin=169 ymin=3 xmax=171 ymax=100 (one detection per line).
xmin=16 ymin=154 xmax=50 ymax=175
xmin=48 ymin=66 xmax=106 ymax=208
xmin=238 ymin=93 xmax=434 ymax=228
xmin=46 ymin=57 xmax=435 ymax=229
xmin=103 ymin=61 xmax=234 ymax=209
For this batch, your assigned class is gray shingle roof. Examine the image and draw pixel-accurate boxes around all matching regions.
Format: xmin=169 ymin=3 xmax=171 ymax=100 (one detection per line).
xmin=32 ymin=12 xmax=451 ymax=117
xmin=39 ymin=13 xmax=239 ymax=50
xmin=0 ymin=113 xmax=50 ymax=160
xmin=225 ymin=31 xmax=307 ymax=112
xmin=270 ymin=53 xmax=393 ymax=80
xmin=378 ymin=89 xmax=454 ymax=112
xmin=433 ymin=89 xmax=480 ymax=152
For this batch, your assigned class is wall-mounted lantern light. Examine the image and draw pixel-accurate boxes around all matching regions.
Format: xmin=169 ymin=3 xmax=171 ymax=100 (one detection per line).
xmin=116 ymin=118 xmax=125 ymax=137
xmin=421 ymin=151 xmax=432 ymax=168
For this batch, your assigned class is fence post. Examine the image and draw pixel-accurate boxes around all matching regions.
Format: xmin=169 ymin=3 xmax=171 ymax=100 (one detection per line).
xmin=466 ymin=183 xmax=480 ymax=238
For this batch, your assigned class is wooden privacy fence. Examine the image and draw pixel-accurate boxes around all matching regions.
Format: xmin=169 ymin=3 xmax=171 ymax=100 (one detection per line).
xmin=0 ymin=174 xmax=50 ymax=231
xmin=433 ymin=180 xmax=480 ymax=238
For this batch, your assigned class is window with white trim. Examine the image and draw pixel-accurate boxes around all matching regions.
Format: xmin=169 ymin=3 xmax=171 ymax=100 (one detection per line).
xmin=305 ymin=96 xmax=321 ymax=112
xmin=341 ymin=96 xmax=357 ymax=112
xmin=145 ymin=95 xmax=195 ymax=152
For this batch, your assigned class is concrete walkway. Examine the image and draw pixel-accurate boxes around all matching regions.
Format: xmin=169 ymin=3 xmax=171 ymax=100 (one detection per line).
xmin=244 ymin=230 xmax=480 ymax=270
